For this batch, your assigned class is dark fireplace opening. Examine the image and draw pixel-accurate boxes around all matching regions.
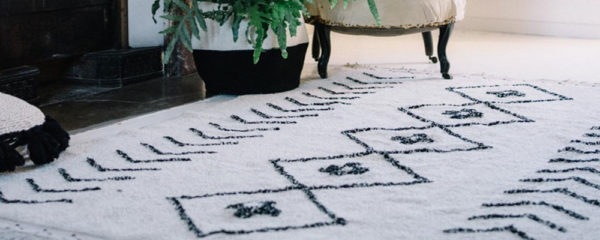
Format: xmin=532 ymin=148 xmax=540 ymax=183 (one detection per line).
xmin=0 ymin=0 xmax=205 ymax=131
xmin=0 ymin=0 xmax=126 ymax=103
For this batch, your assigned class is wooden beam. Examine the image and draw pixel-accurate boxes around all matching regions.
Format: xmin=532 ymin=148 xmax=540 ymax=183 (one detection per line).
xmin=119 ymin=0 xmax=129 ymax=48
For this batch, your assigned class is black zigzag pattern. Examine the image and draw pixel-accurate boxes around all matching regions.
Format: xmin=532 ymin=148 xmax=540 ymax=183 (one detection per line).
xmin=446 ymin=125 xmax=598 ymax=239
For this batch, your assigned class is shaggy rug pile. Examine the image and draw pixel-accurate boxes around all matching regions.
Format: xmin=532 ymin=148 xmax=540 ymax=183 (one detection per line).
xmin=1 ymin=66 xmax=599 ymax=240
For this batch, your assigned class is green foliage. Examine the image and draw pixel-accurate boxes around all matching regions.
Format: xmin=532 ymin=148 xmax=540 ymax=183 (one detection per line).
xmin=152 ymin=0 xmax=380 ymax=64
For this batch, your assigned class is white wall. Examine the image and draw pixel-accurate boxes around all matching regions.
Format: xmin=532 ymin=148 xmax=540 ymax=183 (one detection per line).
xmin=459 ymin=0 xmax=600 ymax=39
xmin=128 ymin=0 xmax=165 ymax=48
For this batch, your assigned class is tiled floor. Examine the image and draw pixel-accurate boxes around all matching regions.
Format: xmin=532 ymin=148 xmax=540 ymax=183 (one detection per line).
xmin=39 ymin=74 xmax=206 ymax=132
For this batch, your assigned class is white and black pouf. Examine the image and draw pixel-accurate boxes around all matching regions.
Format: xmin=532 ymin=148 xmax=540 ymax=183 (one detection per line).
xmin=0 ymin=92 xmax=69 ymax=172
xmin=192 ymin=2 xmax=309 ymax=95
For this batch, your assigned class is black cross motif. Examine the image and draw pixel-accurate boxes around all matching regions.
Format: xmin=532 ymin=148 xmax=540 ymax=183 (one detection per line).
xmin=486 ymin=90 xmax=526 ymax=98
xmin=226 ymin=201 xmax=281 ymax=219
xmin=442 ymin=109 xmax=484 ymax=119
xmin=319 ymin=162 xmax=370 ymax=176
xmin=391 ymin=133 xmax=435 ymax=145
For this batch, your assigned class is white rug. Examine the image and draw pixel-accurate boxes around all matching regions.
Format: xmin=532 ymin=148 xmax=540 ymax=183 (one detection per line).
xmin=1 ymin=66 xmax=599 ymax=240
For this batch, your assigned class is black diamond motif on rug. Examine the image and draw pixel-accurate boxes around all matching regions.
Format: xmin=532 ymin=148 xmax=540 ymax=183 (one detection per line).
xmin=168 ymin=189 xmax=337 ymax=238
xmin=486 ymin=89 xmax=526 ymax=98
xmin=343 ymin=126 xmax=489 ymax=154
xmin=391 ymin=133 xmax=435 ymax=145
xmin=273 ymin=153 xmax=428 ymax=190
xmin=400 ymin=102 xmax=533 ymax=128
xmin=447 ymin=84 xmax=572 ymax=104
xmin=226 ymin=201 xmax=281 ymax=219
xmin=442 ymin=108 xmax=484 ymax=119
xmin=319 ymin=162 xmax=370 ymax=176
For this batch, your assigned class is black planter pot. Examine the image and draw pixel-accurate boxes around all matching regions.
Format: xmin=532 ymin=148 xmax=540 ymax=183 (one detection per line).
xmin=193 ymin=43 xmax=308 ymax=96
xmin=193 ymin=2 xmax=309 ymax=96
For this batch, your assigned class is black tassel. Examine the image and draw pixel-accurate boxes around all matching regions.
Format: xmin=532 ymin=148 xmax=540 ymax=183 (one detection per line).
xmin=0 ymin=142 xmax=13 ymax=172
xmin=25 ymin=128 xmax=50 ymax=165
xmin=0 ymin=141 xmax=25 ymax=172
xmin=42 ymin=116 xmax=70 ymax=152
xmin=26 ymin=126 xmax=65 ymax=166
xmin=0 ymin=116 xmax=70 ymax=170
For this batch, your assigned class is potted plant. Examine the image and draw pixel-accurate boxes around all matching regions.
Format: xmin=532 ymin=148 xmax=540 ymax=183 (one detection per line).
xmin=151 ymin=0 xmax=379 ymax=95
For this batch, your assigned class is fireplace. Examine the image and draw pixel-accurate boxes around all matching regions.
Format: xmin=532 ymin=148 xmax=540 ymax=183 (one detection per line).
xmin=0 ymin=0 xmax=162 ymax=104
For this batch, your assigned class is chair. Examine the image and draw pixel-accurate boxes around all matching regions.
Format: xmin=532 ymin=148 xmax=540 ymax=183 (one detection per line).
xmin=306 ymin=0 xmax=467 ymax=79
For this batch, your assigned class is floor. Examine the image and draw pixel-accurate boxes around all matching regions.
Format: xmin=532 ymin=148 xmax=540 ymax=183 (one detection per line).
xmin=3 ymin=29 xmax=599 ymax=239
xmin=308 ymin=27 xmax=600 ymax=84
xmin=39 ymin=74 xmax=206 ymax=133
xmin=66 ymin=28 xmax=600 ymax=143
xmin=40 ymin=28 xmax=600 ymax=134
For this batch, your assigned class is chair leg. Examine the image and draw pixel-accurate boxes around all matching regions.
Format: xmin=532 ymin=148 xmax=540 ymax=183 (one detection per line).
xmin=315 ymin=23 xmax=331 ymax=79
xmin=421 ymin=32 xmax=437 ymax=63
xmin=312 ymin=27 xmax=321 ymax=62
xmin=438 ymin=23 xmax=455 ymax=80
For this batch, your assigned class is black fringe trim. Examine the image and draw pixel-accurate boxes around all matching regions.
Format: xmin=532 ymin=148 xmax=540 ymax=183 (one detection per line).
xmin=0 ymin=116 xmax=70 ymax=172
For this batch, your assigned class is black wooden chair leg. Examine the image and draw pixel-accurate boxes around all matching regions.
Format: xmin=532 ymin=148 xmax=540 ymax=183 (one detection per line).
xmin=312 ymin=27 xmax=321 ymax=62
xmin=421 ymin=32 xmax=437 ymax=63
xmin=437 ymin=23 xmax=454 ymax=80
xmin=315 ymin=23 xmax=331 ymax=79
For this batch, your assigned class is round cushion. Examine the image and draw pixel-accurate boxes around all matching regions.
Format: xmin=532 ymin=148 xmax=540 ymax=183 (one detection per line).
xmin=0 ymin=92 xmax=70 ymax=172
xmin=0 ymin=92 xmax=45 ymax=136
xmin=306 ymin=0 xmax=466 ymax=29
